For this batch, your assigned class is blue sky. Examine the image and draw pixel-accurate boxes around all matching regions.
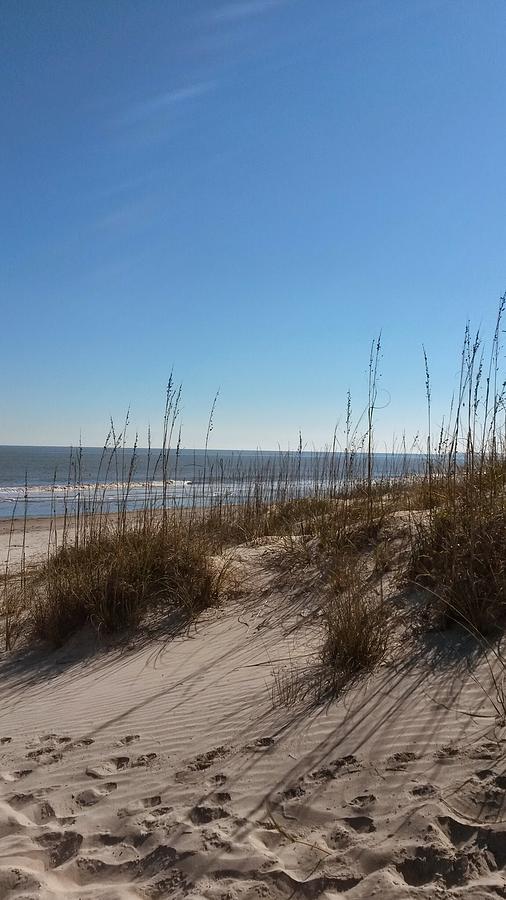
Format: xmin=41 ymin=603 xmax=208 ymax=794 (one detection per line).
xmin=1 ymin=0 xmax=505 ymax=449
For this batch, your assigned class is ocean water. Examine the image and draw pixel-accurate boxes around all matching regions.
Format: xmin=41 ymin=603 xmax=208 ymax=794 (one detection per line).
xmin=0 ymin=445 xmax=427 ymax=519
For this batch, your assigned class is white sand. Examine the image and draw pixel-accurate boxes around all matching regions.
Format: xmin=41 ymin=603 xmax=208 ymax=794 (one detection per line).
xmin=1 ymin=535 xmax=506 ymax=898
xmin=0 ymin=516 xmax=59 ymax=570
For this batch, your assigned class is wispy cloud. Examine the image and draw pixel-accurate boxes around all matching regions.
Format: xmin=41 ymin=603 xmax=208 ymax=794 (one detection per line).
xmin=122 ymin=80 xmax=216 ymax=125
xmin=210 ymin=0 xmax=287 ymax=23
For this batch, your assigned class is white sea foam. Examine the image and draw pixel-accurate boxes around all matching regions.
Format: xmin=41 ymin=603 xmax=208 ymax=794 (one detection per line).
xmin=0 ymin=479 xmax=196 ymax=504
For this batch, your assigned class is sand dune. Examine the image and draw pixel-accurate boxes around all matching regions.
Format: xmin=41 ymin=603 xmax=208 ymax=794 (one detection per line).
xmin=1 ymin=542 xmax=506 ymax=898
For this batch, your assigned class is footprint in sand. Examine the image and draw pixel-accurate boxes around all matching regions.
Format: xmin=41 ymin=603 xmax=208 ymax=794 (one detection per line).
xmin=98 ymin=832 xmax=125 ymax=846
xmin=176 ymin=747 xmax=231 ymax=783
xmin=244 ymin=736 xmax=276 ymax=752
xmin=27 ymin=748 xmax=47 ymax=760
xmin=73 ymin=738 xmax=94 ymax=749
xmin=442 ymin=769 xmax=506 ymax=823
xmin=386 ymin=751 xmax=417 ymax=771
xmin=75 ymin=782 xmax=117 ymax=807
xmin=41 ymin=734 xmax=71 ymax=745
xmin=468 ymin=740 xmax=498 ymax=761
xmin=341 ymin=815 xmax=376 ymax=834
xmin=86 ymin=757 xmax=130 ymax=778
xmin=36 ymin=800 xmax=56 ymax=823
xmin=437 ymin=814 xmax=479 ymax=847
xmin=277 ymin=783 xmax=306 ymax=802
xmin=0 ymin=867 xmax=41 ymax=897
xmin=36 ymin=830 xmax=83 ymax=868
xmin=435 ymin=744 xmax=461 ymax=761
xmin=189 ymin=805 xmax=229 ymax=825
xmin=6 ymin=792 xmax=35 ymax=808
xmin=0 ymin=800 xmax=34 ymax=838
xmin=144 ymin=805 xmax=173 ymax=820
xmin=27 ymin=751 xmax=63 ymax=767
xmin=5 ymin=794 xmax=56 ymax=827
xmin=29 ymin=734 xmax=71 ymax=752
xmin=85 ymin=753 xmax=157 ymax=779
xmin=1 ymin=769 xmax=32 ymax=783
xmin=187 ymin=745 xmax=230 ymax=772
xmin=396 ymin=843 xmax=471 ymax=889
xmin=411 ymin=782 xmax=436 ymax=798
xmin=47 ymin=752 xmax=63 ymax=765
xmin=326 ymin=824 xmax=355 ymax=850
xmin=201 ymin=828 xmax=233 ymax=852
xmin=27 ymin=735 xmax=81 ymax=765
xmin=118 ymin=734 xmax=140 ymax=745
xmin=133 ymin=752 xmax=158 ymax=767
xmin=478 ymin=769 xmax=506 ymax=788
xmin=311 ymin=754 xmax=362 ymax=782
xmin=75 ymin=843 xmax=190 ymax=882
xmin=210 ymin=773 xmax=227 ymax=786
xmin=348 ymin=793 xmax=376 ymax=810
xmin=436 ymin=811 xmax=506 ymax=875
xmin=138 ymin=806 xmax=175 ymax=831
xmin=329 ymin=754 xmax=362 ymax=773
xmin=117 ymin=795 xmax=162 ymax=818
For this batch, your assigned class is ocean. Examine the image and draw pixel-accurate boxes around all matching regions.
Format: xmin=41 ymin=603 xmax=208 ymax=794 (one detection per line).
xmin=0 ymin=445 xmax=427 ymax=519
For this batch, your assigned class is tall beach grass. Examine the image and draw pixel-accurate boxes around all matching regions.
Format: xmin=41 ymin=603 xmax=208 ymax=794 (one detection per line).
xmin=2 ymin=294 xmax=506 ymax=701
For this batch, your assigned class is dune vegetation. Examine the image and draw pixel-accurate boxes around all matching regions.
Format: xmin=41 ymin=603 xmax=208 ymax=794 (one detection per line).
xmin=3 ymin=297 xmax=506 ymax=703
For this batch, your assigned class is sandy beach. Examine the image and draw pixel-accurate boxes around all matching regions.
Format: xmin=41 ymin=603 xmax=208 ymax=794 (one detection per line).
xmin=0 ymin=517 xmax=62 ymax=571
xmin=3 ymin=0 xmax=506 ymax=894
xmin=1 ymin=520 xmax=506 ymax=900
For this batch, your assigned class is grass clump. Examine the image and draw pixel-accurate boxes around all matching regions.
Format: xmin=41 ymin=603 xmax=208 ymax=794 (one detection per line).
xmin=29 ymin=521 xmax=225 ymax=647
xmin=320 ymin=552 xmax=393 ymax=692
xmin=322 ymin=588 xmax=390 ymax=685
xmin=408 ymin=297 xmax=506 ymax=636
xmin=409 ymin=488 xmax=506 ymax=635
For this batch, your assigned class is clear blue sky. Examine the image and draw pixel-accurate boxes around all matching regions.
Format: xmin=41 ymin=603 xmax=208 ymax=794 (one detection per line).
xmin=2 ymin=0 xmax=505 ymax=449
